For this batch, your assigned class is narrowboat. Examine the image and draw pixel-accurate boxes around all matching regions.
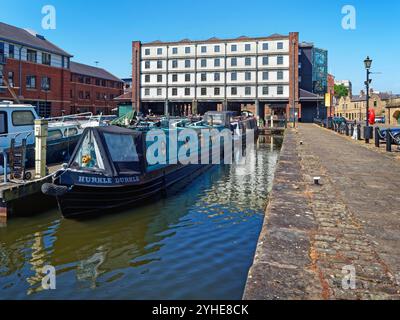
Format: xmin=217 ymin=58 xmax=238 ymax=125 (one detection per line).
xmin=42 ymin=124 xmax=219 ymax=218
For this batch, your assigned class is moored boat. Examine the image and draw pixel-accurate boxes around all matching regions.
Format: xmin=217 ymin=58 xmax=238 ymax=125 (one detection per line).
xmin=42 ymin=124 xmax=218 ymax=218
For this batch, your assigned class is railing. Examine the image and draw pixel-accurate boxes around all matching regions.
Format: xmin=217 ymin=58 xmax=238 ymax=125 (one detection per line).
xmin=326 ymin=118 xmax=400 ymax=152
xmin=264 ymin=118 xmax=287 ymax=129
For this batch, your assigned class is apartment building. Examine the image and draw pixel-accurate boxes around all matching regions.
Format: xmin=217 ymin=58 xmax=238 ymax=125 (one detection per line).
xmin=132 ymin=33 xmax=301 ymax=120
xmin=0 ymin=22 xmax=123 ymax=116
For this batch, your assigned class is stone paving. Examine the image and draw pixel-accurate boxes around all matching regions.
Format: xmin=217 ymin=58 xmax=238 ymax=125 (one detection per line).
xmin=243 ymin=124 xmax=400 ymax=300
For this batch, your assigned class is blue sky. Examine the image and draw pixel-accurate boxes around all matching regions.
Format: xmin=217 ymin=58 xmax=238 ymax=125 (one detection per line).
xmin=1 ymin=0 xmax=399 ymax=93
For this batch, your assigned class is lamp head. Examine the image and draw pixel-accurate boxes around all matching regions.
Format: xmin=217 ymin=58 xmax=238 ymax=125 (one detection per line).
xmin=364 ymin=56 xmax=372 ymax=70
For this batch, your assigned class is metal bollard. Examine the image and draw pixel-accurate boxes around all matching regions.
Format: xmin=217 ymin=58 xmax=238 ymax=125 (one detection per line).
xmin=35 ymin=119 xmax=48 ymax=179
xmin=374 ymin=127 xmax=380 ymax=148
xmin=345 ymin=124 xmax=349 ymax=136
xmin=386 ymin=129 xmax=392 ymax=152
xmin=357 ymin=125 xmax=362 ymax=140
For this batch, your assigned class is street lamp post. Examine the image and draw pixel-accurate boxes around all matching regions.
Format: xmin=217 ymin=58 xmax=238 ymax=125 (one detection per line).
xmin=364 ymin=56 xmax=372 ymax=143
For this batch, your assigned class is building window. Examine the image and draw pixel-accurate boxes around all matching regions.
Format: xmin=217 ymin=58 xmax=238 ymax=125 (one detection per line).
xmin=172 ymin=60 xmax=178 ymax=68
xmin=85 ymin=91 xmax=90 ymax=99
xmin=214 ymin=45 xmax=220 ymax=53
xmin=27 ymin=49 xmax=37 ymax=63
xmin=262 ymin=86 xmax=269 ymax=95
xmin=41 ymin=77 xmax=51 ymax=90
xmin=172 ymin=74 xmax=177 ymax=82
xmin=277 ymin=85 xmax=284 ymax=95
xmin=214 ymin=58 xmax=220 ymax=67
xmin=277 ymin=70 xmax=284 ymax=80
xmin=214 ymin=87 xmax=220 ymax=95
xmin=41 ymin=52 xmax=51 ymax=66
xmin=231 ymin=87 xmax=237 ymax=95
xmin=245 ymin=57 xmax=251 ymax=66
xmin=262 ymin=56 xmax=269 ymax=65
xmin=145 ymin=75 xmax=150 ymax=83
xmin=78 ymin=91 xmax=84 ymax=99
xmin=8 ymin=44 xmax=14 ymax=59
xmin=157 ymin=88 xmax=162 ymax=96
xmin=277 ymin=56 xmax=284 ymax=65
xmin=8 ymin=72 xmax=14 ymax=87
xmin=262 ymin=43 xmax=268 ymax=50
xmin=201 ymin=59 xmax=207 ymax=68
xmin=157 ymin=48 xmax=163 ymax=55
xmin=245 ymin=72 xmax=251 ymax=81
xmin=145 ymin=61 xmax=150 ymax=69
xmin=231 ymin=44 xmax=237 ymax=52
xmin=277 ymin=42 xmax=284 ymax=50
xmin=185 ymin=88 xmax=190 ymax=96
xmin=172 ymin=47 xmax=178 ymax=54
xmin=245 ymin=87 xmax=251 ymax=95
xmin=157 ymin=74 xmax=163 ymax=82
xmin=231 ymin=57 xmax=237 ymax=67
xmin=157 ymin=60 xmax=162 ymax=69
xmin=214 ymin=72 xmax=220 ymax=81
xmin=262 ymin=71 xmax=269 ymax=80
xmin=85 ymin=77 xmax=91 ymax=85
xmin=101 ymin=80 xmax=106 ymax=87
xmin=185 ymin=74 xmax=191 ymax=82
xmin=201 ymin=46 xmax=207 ymax=53
xmin=245 ymin=44 xmax=251 ymax=51
xmin=231 ymin=72 xmax=237 ymax=81
xmin=185 ymin=59 xmax=191 ymax=68
xmin=172 ymin=88 xmax=177 ymax=96
xmin=145 ymin=88 xmax=150 ymax=96
xmin=185 ymin=47 xmax=191 ymax=54
xmin=201 ymin=73 xmax=207 ymax=82
xmin=201 ymin=87 xmax=207 ymax=96
xmin=145 ymin=48 xmax=150 ymax=55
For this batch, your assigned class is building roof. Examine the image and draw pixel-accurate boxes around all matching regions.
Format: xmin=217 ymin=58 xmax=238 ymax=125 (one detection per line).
xmin=141 ymin=33 xmax=291 ymax=46
xmin=114 ymin=89 xmax=132 ymax=101
xmin=0 ymin=22 xmax=73 ymax=57
xmin=299 ymin=89 xmax=324 ymax=101
xmin=70 ymin=61 xmax=123 ymax=82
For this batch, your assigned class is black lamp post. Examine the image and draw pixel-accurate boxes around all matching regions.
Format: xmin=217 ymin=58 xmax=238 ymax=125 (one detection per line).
xmin=364 ymin=56 xmax=372 ymax=143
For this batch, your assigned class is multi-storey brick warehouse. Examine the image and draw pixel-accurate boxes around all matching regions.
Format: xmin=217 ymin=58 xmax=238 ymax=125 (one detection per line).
xmin=131 ymin=32 xmax=328 ymax=122
xmin=0 ymin=22 xmax=123 ymax=117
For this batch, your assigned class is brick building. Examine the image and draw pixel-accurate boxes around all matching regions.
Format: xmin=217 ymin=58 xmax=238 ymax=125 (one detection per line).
xmin=70 ymin=62 xmax=124 ymax=115
xmin=0 ymin=21 xmax=123 ymax=117
xmin=131 ymin=33 xmax=328 ymax=122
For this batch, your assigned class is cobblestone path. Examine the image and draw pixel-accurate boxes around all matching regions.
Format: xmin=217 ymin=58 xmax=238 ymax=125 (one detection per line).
xmin=244 ymin=124 xmax=400 ymax=300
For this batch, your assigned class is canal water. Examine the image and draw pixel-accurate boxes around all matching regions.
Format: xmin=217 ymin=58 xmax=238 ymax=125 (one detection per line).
xmin=0 ymin=136 xmax=282 ymax=300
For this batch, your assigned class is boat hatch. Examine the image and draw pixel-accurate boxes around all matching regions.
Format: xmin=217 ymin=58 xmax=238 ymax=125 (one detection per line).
xmin=69 ymin=126 xmax=145 ymax=176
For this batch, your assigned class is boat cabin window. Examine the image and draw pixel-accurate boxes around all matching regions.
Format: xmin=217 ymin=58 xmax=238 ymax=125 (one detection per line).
xmin=48 ymin=129 xmax=63 ymax=141
xmin=103 ymin=133 xmax=139 ymax=162
xmin=64 ymin=127 xmax=79 ymax=137
xmin=205 ymin=114 xmax=225 ymax=126
xmin=12 ymin=110 xmax=35 ymax=126
xmin=71 ymin=130 xmax=105 ymax=170
xmin=0 ymin=112 xmax=7 ymax=134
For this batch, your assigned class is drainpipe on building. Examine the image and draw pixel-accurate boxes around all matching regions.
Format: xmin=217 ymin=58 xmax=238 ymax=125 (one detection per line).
xmin=292 ymin=39 xmax=296 ymax=128
xmin=18 ymin=45 xmax=24 ymax=98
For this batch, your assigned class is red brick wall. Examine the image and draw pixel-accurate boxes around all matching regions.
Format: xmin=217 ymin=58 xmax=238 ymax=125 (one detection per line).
xmin=131 ymin=41 xmax=141 ymax=112
xmin=70 ymin=73 xmax=123 ymax=114
xmin=0 ymin=58 xmax=123 ymax=116
xmin=0 ymin=58 xmax=71 ymax=116
xmin=287 ymin=32 xmax=300 ymax=120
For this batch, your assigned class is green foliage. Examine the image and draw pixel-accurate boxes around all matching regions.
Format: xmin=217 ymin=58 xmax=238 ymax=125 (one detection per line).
xmin=334 ymin=84 xmax=349 ymax=98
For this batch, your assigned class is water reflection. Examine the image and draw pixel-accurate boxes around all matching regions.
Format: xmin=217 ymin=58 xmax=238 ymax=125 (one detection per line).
xmin=0 ymin=137 xmax=282 ymax=300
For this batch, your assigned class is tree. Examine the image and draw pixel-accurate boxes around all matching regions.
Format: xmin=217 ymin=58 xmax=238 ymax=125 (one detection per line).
xmin=334 ymin=84 xmax=349 ymax=98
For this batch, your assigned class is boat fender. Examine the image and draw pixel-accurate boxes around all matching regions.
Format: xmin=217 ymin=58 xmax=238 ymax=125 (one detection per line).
xmin=41 ymin=183 xmax=69 ymax=197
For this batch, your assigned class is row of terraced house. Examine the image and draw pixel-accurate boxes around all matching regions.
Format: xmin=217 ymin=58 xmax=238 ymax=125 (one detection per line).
xmin=0 ymin=22 xmax=123 ymax=117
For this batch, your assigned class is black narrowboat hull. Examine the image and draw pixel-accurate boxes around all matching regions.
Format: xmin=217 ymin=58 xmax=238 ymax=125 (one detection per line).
xmin=55 ymin=163 xmax=212 ymax=218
